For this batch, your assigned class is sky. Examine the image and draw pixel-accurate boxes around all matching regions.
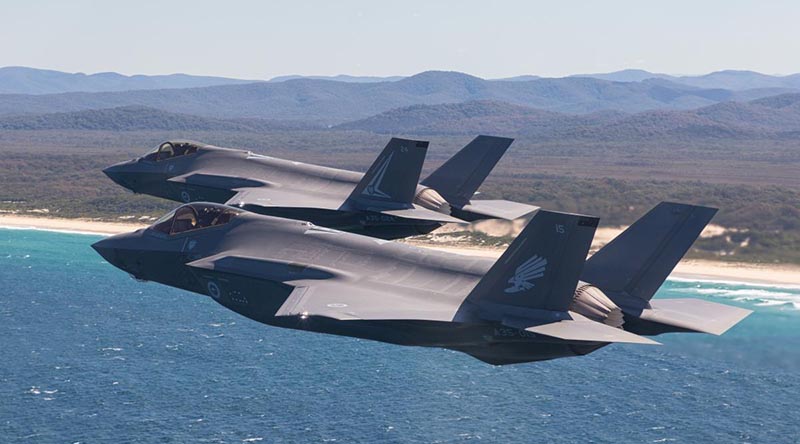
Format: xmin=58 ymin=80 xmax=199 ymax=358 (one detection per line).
xmin=1 ymin=0 xmax=799 ymax=80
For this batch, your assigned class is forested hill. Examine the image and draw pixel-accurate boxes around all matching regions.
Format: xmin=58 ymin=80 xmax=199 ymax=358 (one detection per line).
xmin=6 ymin=93 xmax=800 ymax=141
xmin=338 ymin=94 xmax=800 ymax=139
xmin=0 ymin=106 xmax=318 ymax=131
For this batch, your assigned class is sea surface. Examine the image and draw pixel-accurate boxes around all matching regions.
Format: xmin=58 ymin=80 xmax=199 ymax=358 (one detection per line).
xmin=1 ymin=228 xmax=799 ymax=444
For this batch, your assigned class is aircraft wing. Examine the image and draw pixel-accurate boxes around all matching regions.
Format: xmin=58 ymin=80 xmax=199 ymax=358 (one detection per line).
xmin=168 ymin=172 xmax=271 ymax=190
xmin=225 ymin=187 xmax=343 ymax=211
xmin=170 ymin=171 xmax=343 ymax=210
xmin=187 ymin=254 xmax=458 ymax=322
xmin=227 ymin=187 xmax=465 ymax=223
xmin=274 ymin=283 xmax=457 ymax=322
xmin=187 ymin=254 xmax=343 ymax=284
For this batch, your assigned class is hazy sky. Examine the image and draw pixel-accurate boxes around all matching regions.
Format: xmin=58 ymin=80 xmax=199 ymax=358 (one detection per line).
xmin=1 ymin=0 xmax=798 ymax=79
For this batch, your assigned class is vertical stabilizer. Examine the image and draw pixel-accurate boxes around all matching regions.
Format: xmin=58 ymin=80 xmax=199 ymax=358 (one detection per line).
xmin=581 ymin=202 xmax=717 ymax=305
xmin=344 ymin=138 xmax=429 ymax=210
xmin=421 ymin=135 xmax=513 ymax=208
xmin=467 ymin=209 xmax=598 ymax=312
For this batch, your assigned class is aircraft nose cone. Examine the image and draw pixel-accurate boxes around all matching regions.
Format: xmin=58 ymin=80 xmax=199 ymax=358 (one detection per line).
xmin=103 ymin=161 xmax=135 ymax=191
xmin=91 ymin=231 xmax=148 ymax=278
xmin=91 ymin=237 xmax=120 ymax=266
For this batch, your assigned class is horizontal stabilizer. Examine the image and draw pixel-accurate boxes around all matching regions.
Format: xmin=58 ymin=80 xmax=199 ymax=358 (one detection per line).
xmin=637 ymin=298 xmax=752 ymax=335
xmin=380 ymin=206 xmax=466 ymax=224
xmin=457 ymin=199 xmax=539 ymax=221
xmin=504 ymin=313 xmax=659 ymax=345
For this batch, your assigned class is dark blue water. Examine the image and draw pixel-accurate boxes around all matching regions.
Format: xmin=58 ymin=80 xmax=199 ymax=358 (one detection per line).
xmin=1 ymin=229 xmax=799 ymax=443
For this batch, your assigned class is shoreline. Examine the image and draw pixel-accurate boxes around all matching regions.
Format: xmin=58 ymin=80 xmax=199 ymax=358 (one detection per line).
xmin=404 ymin=245 xmax=800 ymax=289
xmin=2 ymin=215 xmax=799 ymax=288
xmin=0 ymin=215 xmax=147 ymax=236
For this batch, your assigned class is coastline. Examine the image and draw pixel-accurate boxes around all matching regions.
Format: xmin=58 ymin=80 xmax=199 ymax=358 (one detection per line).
xmin=2 ymin=215 xmax=798 ymax=288
xmin=406 ymin=244 xmax=800 ymax=289
xmin=0 ymin=215 xmax=146 ymax=236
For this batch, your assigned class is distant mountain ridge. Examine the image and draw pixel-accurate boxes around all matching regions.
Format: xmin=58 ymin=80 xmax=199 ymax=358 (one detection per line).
xmin=268 ymin=74 xmax=404 ymax=83
xmin=3 ymin=66 xmax=800 ymax=96
xmin=573 ymin=69 xmax=800 ymax=91
xmin=0 ymin=70 xmax=792 ymax=122
xmin=4 ymin=94 xmax=800 ymax=141
xmin=0 ymin=66 xmax=258 ymax=95
xmin=338 ymin=94 xmax=800 ymax=139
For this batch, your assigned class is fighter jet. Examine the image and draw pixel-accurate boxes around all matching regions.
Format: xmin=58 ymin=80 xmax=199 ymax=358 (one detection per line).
xmin=102 ymin=136 xmax=538 ymax=239
xmin=92 ymin=201 xmax=751 ymax=365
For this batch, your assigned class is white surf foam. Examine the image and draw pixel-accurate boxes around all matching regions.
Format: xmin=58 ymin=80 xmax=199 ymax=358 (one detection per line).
xmin=673 ymin=285 xmax=800 ymax=310
xmin=668 ymin=276 xmax=800 ymax=290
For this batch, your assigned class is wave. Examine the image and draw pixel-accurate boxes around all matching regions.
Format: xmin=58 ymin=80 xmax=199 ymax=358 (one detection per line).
xmin=668 ymin=276 xmax=800 ymax=290
xmin=674 ymin=286 xmax=800 ymax=310
xmin=686 ymin=288 xmax=797 ymax=298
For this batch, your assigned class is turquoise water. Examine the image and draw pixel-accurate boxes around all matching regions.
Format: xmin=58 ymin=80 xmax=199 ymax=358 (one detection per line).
xmin=1 ymin=228 xmax=799 ymax=443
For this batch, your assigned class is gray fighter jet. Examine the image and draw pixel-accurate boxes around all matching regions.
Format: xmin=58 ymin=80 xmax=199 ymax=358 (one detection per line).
xmin=92 ymin=201 xmax=751 ymax=365
xmin=102 ymin=136 xmax=538 ymax=239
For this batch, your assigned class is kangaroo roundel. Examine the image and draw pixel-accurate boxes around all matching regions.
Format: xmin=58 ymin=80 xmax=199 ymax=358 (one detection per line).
xmin=504 ymin=255 xmax=548 ymax=294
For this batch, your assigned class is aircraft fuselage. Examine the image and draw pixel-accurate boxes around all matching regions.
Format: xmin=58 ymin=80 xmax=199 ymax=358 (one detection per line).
xmin=91 ymin=211 xmax=602 ymax=365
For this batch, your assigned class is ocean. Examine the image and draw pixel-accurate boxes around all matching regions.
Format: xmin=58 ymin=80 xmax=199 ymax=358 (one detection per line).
xmin=1 ymin=228 xmax=798 ymax=444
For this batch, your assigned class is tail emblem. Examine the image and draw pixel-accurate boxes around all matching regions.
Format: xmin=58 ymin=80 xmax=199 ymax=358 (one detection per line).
xmin=362 ymin=152 xmax=394 ymax=199
xmin=504 ymin=255 xmax=548 ymax=294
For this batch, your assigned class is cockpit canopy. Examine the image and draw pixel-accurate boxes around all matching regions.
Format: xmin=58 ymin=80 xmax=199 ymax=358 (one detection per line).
xmin=150 ymin=203 xmax=242 ymax=235
xmin=142 ymin=141 xmax=203 ymax=162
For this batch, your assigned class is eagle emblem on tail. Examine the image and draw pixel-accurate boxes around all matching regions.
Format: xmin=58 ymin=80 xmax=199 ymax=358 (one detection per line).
xmin=504 ymin=255 xmax=547 ymax=294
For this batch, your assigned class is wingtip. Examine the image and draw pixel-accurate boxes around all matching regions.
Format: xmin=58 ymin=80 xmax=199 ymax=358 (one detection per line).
xmin=707 ymin=307 xmax=754 ymax=336
xmin=640 ymin=336 xmax=662 ymax=346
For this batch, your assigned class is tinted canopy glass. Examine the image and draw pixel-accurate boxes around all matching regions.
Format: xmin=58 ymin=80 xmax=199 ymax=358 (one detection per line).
xmin=150 ymin=203 xmax=242 ymax=235
xmin=142 ymin=141 xmax=202 ymax=162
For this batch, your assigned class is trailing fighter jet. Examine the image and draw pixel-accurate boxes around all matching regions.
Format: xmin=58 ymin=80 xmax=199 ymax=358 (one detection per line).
xmin=92 ymin=201 xmax=750 ymax=365
xmin=102 ymin=136 xmax=538 ymax=239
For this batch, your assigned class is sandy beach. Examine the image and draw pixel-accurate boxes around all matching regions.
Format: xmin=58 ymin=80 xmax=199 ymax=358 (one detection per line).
xmin=2 ymin=214 xmax=798 ymax=287
xmin=0 ymin=215 xmax=147 ymax=235
xmin=409 ymin=242 xmax=800 ymax=287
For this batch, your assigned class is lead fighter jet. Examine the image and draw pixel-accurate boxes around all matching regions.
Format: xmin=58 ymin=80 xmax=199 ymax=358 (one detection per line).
xmin=92 ymin=201 xmax=750 ymax=365
xmin=102 ymin=136 xmax=538 ymax=239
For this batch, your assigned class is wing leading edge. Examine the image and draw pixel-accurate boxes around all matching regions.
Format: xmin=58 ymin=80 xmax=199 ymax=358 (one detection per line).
xmin=187 ymin=254 xmax=459 ymax=322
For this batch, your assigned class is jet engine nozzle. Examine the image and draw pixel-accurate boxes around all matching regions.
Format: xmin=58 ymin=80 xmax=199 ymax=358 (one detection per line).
xmin=570 ymin=282 xmax=624 ymax=328
xmin=414 ymin=187 xmax=451 ymax=214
